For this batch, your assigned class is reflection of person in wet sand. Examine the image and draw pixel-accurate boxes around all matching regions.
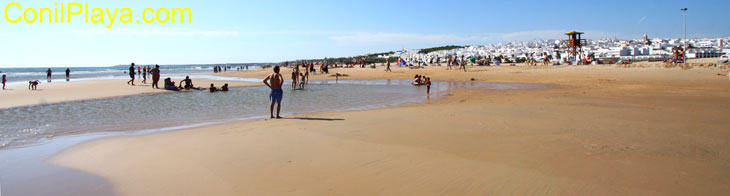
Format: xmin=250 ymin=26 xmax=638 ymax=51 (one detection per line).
xmin=264 ymin=66 xmax=284 ymax=119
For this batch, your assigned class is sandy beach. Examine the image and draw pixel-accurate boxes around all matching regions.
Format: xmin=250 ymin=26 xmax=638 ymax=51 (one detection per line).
xmin=43 ymin=61 xmax=730 ymax=195
xmin=0 ymin=79 xmax=258 ymax=109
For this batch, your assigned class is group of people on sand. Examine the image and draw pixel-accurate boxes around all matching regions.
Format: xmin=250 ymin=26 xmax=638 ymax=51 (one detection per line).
xmin=41 ymin=68 xmax=72 ymax=83
xmin=125 ymin=63 xmax=235 ymax=93
xmin=413 ymin=74 xmax=432 ymax=95
xmin=213 ymin=66 xmax=231 ymax=73
xmin=127 ymin=63 xmax=161 ymax=88
xmin=160 ymin=76 xmax=228 ymax=93
xmin=445 ymin=56 xmax=468 ymax=72
xmin=290 ymin=62 xmax=312 ymax=89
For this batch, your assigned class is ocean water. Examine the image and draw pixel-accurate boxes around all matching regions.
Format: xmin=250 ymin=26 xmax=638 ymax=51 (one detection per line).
xmin=0 ymin=64 xmax=259 ymax=85
xmin=0 ymin=79 xmax=551 ymax=149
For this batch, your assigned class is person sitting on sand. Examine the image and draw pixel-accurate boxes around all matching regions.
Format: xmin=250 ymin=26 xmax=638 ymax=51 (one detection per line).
xmin=221 ymin=83 xmax=229 ymax=91
xmin=179 ymin=76 xmax=195 ymax=90
xmin=163 ymin=77 xmax=179 ymax=91
xmin=263 ymin=66 xmax=284 ymax=119
xmin=209 ymin=84 xmax=217 ymax=92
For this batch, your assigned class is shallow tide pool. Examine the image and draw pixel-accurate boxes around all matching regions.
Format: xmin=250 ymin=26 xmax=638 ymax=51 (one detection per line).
xmin=0 ymin=79 xmax=550 ymax=149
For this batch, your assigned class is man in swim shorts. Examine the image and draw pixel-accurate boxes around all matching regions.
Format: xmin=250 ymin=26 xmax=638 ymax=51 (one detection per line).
xmin=264 ymin=66 xmax=284 ymax=119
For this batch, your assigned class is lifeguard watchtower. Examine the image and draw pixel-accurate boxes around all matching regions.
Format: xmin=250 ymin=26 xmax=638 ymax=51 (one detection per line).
xmin=564 ymin=31 xmax=585 ymax=57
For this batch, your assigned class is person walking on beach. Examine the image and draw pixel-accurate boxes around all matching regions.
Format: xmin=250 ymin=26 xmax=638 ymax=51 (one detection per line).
xmin=446 ymin=57 xmax=452 ymax=70
xmin=385 ymin=59 xmax=392 ymax=72
xmin=46 ymin=68 xmax=52 ymax=82
xmin=2 ymin=74 xmax=6 ymax=90
xmin=460 ymin=60 xmax=467 ymax=72
xmin=127 ymin=63 xmax=136 ymax=85
xmin=303 ymin=65 xmax=309 ymax=85
xmin=142 ymin=66 xmax=147 ymax=84
xmin=65 ymin=68 xmax=70 ymax=81
xmin=151 ymin=64 xmax=160 ymax=89
xmin=264 ymin=66 xmax=284 ymax=119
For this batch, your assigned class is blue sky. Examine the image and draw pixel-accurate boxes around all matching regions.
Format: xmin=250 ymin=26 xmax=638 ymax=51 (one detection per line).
xmin=1 ymin=0 xmax=728 ymax=67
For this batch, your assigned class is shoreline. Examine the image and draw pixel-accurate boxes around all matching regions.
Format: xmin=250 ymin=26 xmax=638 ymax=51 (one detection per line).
xmin=0 ymin=77 xmax=484 ymax=196
xmin=0 ymin=77 xmax=259 ymax=109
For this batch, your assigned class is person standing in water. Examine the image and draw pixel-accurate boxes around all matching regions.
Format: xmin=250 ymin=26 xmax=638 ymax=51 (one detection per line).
xmin=425 ymin=77 xmax=432 ymax=95
xmin=65 ymin=68 xmax=70 ymax=81
xmin=263 ymin=66 xmax=284 ymax=119
xmin=127 ymin=63 xmax=136 ymax=85
xmin=151 ymin=64 xmax=160 ymax=89
xmin=291 ymin=70 xmax=298 ymax=89
xmin=46 ymin=68 xmax=52 ymax=82
xmin=2 ymin=74 xmax=6 ymax=90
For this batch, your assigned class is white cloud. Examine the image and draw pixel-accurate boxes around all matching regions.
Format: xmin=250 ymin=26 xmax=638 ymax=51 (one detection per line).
xmin=71 ymin=27 xmax=239 ymax=37
xmin=638 ymin=16 xmax=647 ymax=25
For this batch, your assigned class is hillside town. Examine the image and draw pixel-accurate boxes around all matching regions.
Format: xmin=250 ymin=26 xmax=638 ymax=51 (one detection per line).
xmin=389 ymin=34 xmax=730 ymax=65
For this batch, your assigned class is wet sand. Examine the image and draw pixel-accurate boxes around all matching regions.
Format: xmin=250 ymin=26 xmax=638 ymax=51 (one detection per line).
xmin=0 ymin=79 xmax=257 ymax=109
xmin=48 ymin=62 xmax=730 ymax=195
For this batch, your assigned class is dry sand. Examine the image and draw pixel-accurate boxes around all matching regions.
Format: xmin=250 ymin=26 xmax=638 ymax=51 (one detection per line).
xmin=48 ymin=62 xmax=730 ymax=195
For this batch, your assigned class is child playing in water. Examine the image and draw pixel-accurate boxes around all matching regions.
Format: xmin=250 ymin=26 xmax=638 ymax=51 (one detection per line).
xmin=221 ymin=83 xmax=229 ymax=91
xmin=425 ymin=77 xmax=432 ymax=95
xmin=299 ymin=73 xmax=305 ymax=89
xmin=291 ymin=71 xmax=298 ymax=89
xmin=209 ymin=83 xmax=217 ymax=92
